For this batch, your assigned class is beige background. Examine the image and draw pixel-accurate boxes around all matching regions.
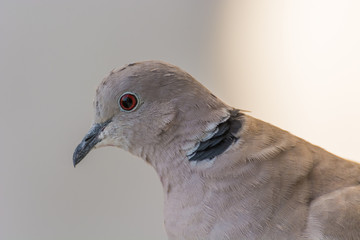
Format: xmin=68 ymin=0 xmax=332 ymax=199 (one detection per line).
xmin=1 ymin=1 xmax=359 ymax=239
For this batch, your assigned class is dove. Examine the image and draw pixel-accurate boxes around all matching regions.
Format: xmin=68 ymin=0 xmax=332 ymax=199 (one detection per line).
xmin=73 ymin=61 xmax=360 ymax=240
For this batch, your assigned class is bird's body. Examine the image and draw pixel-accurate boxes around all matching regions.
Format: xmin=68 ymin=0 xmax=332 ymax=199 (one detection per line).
xmin=163 ymin=114 xmax=360 ymax=239
xmin=74 ymin=61 xmax=360 ymax=239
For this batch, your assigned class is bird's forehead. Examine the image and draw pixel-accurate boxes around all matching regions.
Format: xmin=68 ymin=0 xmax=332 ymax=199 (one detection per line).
xmin=93 ymin=75 xmax=121 ymax=122
xmin=92 ymin=61 xmax=205 ymax=122
xmin=92 ymin=63 xmax=161 ymax=121
xmin=97 ymin=62 xmax=190 ymax=99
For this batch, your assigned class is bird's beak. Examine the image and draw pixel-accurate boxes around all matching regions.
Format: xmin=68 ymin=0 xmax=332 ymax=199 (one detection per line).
xmin=73 ymin=120 xmax=111 ymax=167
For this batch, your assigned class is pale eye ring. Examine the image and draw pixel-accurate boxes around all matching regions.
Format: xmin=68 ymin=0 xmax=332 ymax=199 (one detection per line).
xmin=118 ymin=92 xmax=139 ymax=112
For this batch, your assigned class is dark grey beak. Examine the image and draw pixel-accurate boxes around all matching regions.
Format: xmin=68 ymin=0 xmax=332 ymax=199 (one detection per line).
xmin=73 ymin=120 xmax=111 ymax=167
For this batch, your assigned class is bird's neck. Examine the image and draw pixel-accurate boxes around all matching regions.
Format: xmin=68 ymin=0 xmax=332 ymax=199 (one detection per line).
xmin=136 ymin=107 xmax=241 ymax=187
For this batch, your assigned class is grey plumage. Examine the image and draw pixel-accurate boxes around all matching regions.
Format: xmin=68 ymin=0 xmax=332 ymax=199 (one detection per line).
xmin=74 ymin=61 xmax=360 ymax=240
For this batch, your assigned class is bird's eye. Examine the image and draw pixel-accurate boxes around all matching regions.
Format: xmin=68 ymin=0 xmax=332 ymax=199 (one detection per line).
xmin=118 ymin=92 xmax=138 ymax=112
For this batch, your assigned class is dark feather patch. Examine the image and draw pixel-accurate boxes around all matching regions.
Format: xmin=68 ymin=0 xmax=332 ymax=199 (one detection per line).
xmin=188 ymin=109 xmax=243 ymax=162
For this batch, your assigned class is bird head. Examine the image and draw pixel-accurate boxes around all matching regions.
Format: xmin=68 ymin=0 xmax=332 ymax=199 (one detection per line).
xmin=73 ymin=61 xmax=241 ymax=170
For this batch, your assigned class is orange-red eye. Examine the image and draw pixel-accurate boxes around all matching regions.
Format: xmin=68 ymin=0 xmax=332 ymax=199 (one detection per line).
xmin=119 ymin=93 xmax=138 ymax=111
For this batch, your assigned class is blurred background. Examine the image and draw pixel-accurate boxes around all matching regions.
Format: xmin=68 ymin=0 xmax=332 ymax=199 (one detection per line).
xmin=1 ymin=0 xmax=359 ymax=239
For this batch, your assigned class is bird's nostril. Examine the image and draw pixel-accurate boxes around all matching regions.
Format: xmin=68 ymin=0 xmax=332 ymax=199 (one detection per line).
xmin=84 ymin=134 xmax=95 ymax=142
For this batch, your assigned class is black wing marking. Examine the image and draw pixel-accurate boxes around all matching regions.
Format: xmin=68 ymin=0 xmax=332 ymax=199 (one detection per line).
xmin=188 ymin=109 xmax=243 ymax=162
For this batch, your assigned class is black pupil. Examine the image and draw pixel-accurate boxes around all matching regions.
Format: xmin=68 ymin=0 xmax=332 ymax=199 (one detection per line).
xmin=121 ymin=95 xmax=135 ymax=109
